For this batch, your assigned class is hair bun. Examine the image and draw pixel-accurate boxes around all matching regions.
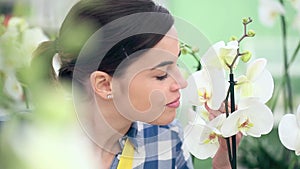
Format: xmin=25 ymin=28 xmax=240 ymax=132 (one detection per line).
xmin=58 ymin=62 xmax=75 ymax=81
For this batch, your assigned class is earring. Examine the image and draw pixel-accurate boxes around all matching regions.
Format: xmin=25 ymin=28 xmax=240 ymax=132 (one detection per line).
xmin=107 ymin=94 xmax=113 ymax=99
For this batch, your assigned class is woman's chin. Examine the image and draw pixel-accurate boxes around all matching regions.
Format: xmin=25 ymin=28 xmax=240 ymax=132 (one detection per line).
xmin=149 ymin=109 xmax=176 ymax=125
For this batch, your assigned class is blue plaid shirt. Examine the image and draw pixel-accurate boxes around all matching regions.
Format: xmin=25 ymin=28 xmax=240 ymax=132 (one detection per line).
xmin=110 ymin=119 xmax=193 ymax=169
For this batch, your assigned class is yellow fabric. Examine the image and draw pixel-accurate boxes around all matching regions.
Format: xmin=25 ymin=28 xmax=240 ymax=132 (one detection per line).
xmin=117 ymin=138 xmax=134 ymax=169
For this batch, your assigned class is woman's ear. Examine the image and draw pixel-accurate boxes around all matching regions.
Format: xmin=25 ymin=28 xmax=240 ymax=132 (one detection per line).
xmin=90 ymin=71 xmax=112 ymax=100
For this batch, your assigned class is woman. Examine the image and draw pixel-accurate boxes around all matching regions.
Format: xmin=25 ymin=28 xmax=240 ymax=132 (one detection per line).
xmin=33 ymin=0 xmax=236 ymax=168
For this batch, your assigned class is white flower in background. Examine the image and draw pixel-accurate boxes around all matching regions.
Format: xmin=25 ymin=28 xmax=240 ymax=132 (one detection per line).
xmin=184 ymin=114 xmax=226 ymax=159
xmin=221 ymin=98 xmax=274 ymax=137
xmin=201 ymin=41 xmax=239 ymax=70
xmin=291 ymin=0 xmax=300 ymax=11
xmin=184 ymin=67 xmax=226 ymax=110
xmin=4 ymin=73 xmax=23 ymax=101
xmin=259 ymin=0 xmax=285 ymax=27
xmin=236 ymin=58 xmax=274 ymax=103
xmin=278 ymin=104 xmax=300 ymax=156
xmin=0 ymin=17 xmax=48 ymax=70
xmin=292 ymin=13 xmax=300 ymax=33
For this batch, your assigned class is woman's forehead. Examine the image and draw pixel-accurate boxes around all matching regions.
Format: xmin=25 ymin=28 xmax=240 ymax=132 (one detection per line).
xmin=153 ymin=26 xmax=179 ymax=55
xmin=122 ymin=48 xmax=177 ymax=77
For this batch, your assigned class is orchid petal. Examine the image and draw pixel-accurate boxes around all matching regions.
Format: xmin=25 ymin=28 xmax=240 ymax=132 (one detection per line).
xmin=278 ymin=114 xmax=300 ymax=153
xmin=219 ymin=41 xmax=238 ymax=66
xmin=246 ymin=58 xmax=267 ymax=82
xmin=220 ymin=111 xmax=240 ymax=137
xmin=187 ymin=108 xmax=206 ymax=125
xmin=208 ymin=114 xmax=226 ymax=131
xmin=252 ymin=69 xmax=274 ymax=103
xmin=297 ymin=105 xmax=300 ymax=127
xmin=205 ymin=67 xmax=226 ymax=110
xmin=184 ymin=124 xmax=219 ymax=159
xmin=201 ymin=41 xmax=224 ymax=69
xmin=245 ymin=104 xmax=274 ymax=137
xmin=237 ymin=59 xmax=274 ymax=103
xmin=185 ymin=70 xmax=210 ymax=105
xmin=227 ymin=41 xmax=239 ymax=48
xmin=239 ymin=81 xmax=253 ymax=99
xmin=197 ymin=106 xmax=210 ymax=122
xmin=238 ymin=97 xmax=262 ymax=109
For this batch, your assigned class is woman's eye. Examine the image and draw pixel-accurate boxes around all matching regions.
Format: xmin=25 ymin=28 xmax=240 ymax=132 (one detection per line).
xmin=156 ymin=73 xmax=168 ymax=81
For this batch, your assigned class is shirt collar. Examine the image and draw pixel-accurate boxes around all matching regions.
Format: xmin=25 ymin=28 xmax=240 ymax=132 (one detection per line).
xmin=118 ymin=122 xmax=140 ymax=151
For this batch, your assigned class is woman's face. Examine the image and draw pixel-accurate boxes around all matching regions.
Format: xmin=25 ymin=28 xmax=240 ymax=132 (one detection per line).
xmin=112 ymin=27 xmax=188 ymax=125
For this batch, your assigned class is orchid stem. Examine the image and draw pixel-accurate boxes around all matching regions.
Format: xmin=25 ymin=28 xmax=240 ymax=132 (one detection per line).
xmin=270 ymin=39 xmax=300 ymax=111
xmin=230 ymin=17 xmax=253 ymax=70
xmin=279 ymin=0 xmax=294 ymax=114
xmin=224 ymin=95 xmax=233 ymax=167
xmin=229 ymin=73 xmax=237 ymax=169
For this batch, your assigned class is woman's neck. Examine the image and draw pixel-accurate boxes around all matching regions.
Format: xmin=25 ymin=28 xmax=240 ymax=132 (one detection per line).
xmin=91 ymin=98 xmax=132 ymax=153
xmin=90 ymin=99 xmax=132 ymax=169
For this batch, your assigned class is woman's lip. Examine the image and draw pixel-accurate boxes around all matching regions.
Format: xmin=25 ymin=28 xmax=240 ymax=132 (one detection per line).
xmin=166 ymin=97 xmax=180 ymax=108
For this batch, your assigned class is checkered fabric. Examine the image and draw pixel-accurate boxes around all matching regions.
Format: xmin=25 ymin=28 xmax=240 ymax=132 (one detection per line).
xmin=110 ymin=119 xmax=193 ymax=169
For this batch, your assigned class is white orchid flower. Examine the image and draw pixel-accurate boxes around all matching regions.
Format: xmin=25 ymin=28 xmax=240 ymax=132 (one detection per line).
xmin=236 ymin=58 xmax=274 ymax=103
xmin=259 ymin=0 xmax=285 ymax=27
xmin=221 ymin=98 xmax=274 ymax=137
xmin=201 ymin=41 xmax=239 ymax=70
xmin=184 ymin=66 xmax=226 ymax=110
xmin=184 ymin=114 xmax=226 ymax=159
xmin=278 ymin=104 xmax=300 ymax=156
xmin=4 ymin=72 xmax=23 ymax=101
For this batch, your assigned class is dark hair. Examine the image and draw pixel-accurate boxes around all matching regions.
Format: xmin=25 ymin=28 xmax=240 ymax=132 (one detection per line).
xmin=33 ymin=0 xmax=174 ymax=86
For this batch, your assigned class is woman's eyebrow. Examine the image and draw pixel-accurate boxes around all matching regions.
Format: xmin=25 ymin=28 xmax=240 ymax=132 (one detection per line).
xmin=151 ymin=61 xmax=174 ymax=70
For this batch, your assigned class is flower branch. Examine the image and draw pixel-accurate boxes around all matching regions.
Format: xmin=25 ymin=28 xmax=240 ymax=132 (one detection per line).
xmin=180 ymin=43 xmax=201 ymax=71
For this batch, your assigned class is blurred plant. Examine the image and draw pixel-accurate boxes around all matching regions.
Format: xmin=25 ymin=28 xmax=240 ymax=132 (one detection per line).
xmin=182 ymin=18 xmax=275 ymax=169
xmin=0 ymin=15 xmax=99 ymax=169
xmin=0 ymin=16 xmax=48 ymax=120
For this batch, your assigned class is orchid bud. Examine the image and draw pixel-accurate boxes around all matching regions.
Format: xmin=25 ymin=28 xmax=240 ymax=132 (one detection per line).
xmin=241 ymin=51 xmax=252 ymax=63
xmin=181 ymin=47 xmax=188 ymax=55
xmin=242 ymin=18 xmax=249 ymax=24
xmin=230 ymin=36 xmax=238 ymax=41
xmin=192 ymin=47 xmax=199 ymax=53
xmin=247 ymin=30 xmax=256 ymax=37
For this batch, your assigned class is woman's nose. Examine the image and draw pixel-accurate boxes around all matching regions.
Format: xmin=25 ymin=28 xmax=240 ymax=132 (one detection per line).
xmin=170 ymin=70 xmax=188 ymax=91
